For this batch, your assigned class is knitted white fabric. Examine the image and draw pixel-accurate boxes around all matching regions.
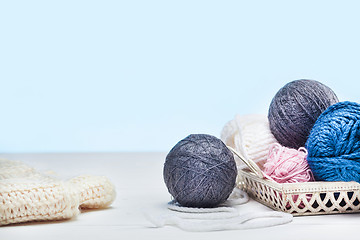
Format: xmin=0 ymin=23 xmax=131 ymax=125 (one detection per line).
xmin=221 ymin=114 xmax=278 ymax=167
xmin=0 ymin=159 xmax=116 ymax=226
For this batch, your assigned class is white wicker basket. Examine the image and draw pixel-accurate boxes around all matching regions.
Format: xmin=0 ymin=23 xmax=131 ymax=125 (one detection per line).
xmin=228 ymin=147 xmax=360 ymax=216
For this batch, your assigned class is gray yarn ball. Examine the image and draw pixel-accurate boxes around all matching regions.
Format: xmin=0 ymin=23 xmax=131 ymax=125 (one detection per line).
xmin=164 ymin=134 xmax=237 ymax=208
xmin=268 ymin=79 xmax=339 ymax=149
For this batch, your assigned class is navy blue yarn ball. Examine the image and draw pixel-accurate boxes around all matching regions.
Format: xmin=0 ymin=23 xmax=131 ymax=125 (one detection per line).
xmin=306 ymin=101 xmax=360 ymax=182
xmin=164 ymin=134 xmax=237 ymax=208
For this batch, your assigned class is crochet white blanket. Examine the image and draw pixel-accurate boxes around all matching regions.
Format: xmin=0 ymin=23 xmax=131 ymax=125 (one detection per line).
xmin=0 ymin=159 xmax=116 ymax=226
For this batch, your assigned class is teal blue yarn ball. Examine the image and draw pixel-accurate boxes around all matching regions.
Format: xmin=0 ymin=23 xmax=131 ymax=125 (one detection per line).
xmin=306 ymin=101 xmax=360 ymax=182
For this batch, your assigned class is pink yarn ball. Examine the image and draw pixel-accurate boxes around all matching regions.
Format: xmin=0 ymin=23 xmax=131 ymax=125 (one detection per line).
xmin=263 ymin=143 xmax=314 ymax=183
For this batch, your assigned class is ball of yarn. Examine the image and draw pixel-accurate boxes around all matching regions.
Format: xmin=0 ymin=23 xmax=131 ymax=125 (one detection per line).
xmin=268 ymin=79 xmax=339 ymax=149
xmin=263 ymin=143 xmax=314 ymax=183
xmin=164 ymin=134 xmax=237 ymax=208
xmin=221 ymin=114 xmax=278 ymax=167
xmin=306 ymin=101 xmax=360 ymax=182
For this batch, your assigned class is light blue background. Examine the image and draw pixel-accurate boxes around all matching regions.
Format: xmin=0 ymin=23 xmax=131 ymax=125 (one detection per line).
xmin=0 ymin=1 xmax=359 ymax=153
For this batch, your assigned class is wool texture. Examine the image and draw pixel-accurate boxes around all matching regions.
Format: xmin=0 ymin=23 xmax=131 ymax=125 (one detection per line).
xmin=263 ymin=143 xmax=314 ymax=183
xmin=268 ymin=79 xmax=339 ymax=149
xmin=164 ymin=134 xmax=237 ymax=208
xmin=221 ymin=114 xmax=278 ymax=167
xmin=306 ymin=101 xmax=360 ymax=182
xmin=0 ymin=159 xmax=116 ymax=226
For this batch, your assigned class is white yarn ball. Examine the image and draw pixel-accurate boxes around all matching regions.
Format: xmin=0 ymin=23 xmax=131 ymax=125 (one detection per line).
xmin=221 ymin=114 xmax=278 ymax=167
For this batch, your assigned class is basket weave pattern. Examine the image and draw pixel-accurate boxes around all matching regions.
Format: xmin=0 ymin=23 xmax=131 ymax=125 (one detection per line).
xmin=239 ymin=169 xmax=360 ymax=216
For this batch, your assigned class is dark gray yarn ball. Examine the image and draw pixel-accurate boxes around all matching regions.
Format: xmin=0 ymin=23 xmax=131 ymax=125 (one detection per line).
xmin=164 ymin=134 xmax=237 ymax=208
xmin=268 ymin=79 xmax=339 ymax=149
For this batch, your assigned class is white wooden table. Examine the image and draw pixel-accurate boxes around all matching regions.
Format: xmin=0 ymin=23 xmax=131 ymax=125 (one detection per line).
xmin=1 ymin=152 xmax=359 ymax=240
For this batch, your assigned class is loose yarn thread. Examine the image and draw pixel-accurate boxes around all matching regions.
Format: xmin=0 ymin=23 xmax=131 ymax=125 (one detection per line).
xmin=306 ymin=101 xmax=360 ymax=182
xmin=164 ymin=134 xmax=237 ymax=208
xmin=264 ymin=143 xmax=314 ymax=183
xmin=268 ymin=79 xmax=339 ymax=149
xmin=146 ymin=188 xmax=293 ymax=231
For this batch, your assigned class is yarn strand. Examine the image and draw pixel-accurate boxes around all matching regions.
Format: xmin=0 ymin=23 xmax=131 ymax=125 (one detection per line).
xmin=146 ymin=189 xmax=293 ymax=231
